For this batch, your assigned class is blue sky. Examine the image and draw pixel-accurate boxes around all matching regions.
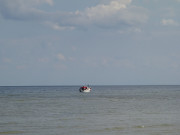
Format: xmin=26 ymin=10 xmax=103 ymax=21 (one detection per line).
xmin=0 ymin=0 xmax=180 ymax=86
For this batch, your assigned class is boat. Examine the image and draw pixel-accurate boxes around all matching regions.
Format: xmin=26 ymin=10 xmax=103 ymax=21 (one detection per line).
xmin=79 ymin=86 xmax=91 ymax=93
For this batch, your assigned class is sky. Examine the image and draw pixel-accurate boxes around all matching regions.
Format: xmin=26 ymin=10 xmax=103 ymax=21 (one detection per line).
xmin=0 ymin=0 xmax=180 ymax=86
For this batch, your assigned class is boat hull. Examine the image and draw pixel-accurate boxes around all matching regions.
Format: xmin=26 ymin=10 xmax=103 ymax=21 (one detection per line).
xmin=79 ymin=87 xmax=91 ymax=93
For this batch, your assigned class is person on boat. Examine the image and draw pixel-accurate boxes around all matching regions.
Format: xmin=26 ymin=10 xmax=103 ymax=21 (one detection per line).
xmin=82 ymin=86 xmax=87 ymax=90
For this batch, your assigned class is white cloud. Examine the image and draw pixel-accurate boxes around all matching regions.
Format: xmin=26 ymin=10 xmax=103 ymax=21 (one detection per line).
xmin=57 ymin=53 xmax=66 ymax=61
xmin=73 ymin=0 xmax=147 ymax=27
xmin=82 ymin=0 xmax=129 ymax=21
xmin=0 ymin=0 xmax=148 ymax=30
xmin=45 ymin=22 xmax=75 ymax=31
xmin=161 ymin=19 xmax=179 ymax=26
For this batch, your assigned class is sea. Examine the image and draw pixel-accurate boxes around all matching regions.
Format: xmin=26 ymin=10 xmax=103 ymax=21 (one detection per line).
xmin=0 ymin=85 xmax=180 ymax=135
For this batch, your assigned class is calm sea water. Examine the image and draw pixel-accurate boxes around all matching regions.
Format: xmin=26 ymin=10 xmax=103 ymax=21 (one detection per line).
xmin=0 ymin=85 xmax=180 ymax=135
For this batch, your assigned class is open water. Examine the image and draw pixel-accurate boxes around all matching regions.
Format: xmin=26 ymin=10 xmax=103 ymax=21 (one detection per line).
xmin=0 ymin=85 xmax=180 ymax=135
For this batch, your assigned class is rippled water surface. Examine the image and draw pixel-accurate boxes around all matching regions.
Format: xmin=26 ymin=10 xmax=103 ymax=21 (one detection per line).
xmin=0 ymin=85 xmax=180 ymax=135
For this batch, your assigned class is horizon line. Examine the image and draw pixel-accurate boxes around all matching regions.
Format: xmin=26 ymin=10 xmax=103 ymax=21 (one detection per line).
xmin=1 ymin=84 xmax=180 ymax=87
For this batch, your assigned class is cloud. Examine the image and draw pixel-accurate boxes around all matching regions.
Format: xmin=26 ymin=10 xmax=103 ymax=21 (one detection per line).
xmin=45 ymin=22 xmax=75 ymax=31
xmin=0 ymin=0 xmax=47 ymax=20
xmin=161 ymin=19 xmax=179 ymax=26
xmin=57 ymin=53 xmax=66 ymax=61
xmin=0 ymin=0 xmax=148 ymax=30
xmin=68 ymin=0 xmax=148 ymax=28
xmin=76 ymin=0 xmax=129 ymax=24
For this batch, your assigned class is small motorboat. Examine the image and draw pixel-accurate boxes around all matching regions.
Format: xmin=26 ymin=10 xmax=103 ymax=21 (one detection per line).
xmin=79 ymin=86 xmax=91 ymax=93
